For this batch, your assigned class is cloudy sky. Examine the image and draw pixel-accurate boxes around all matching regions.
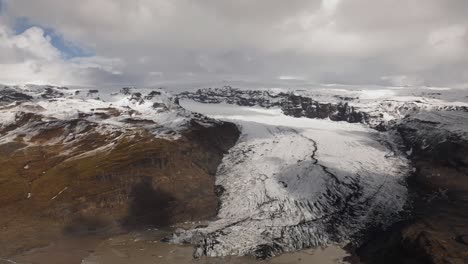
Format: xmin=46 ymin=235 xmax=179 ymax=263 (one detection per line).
xmin=0 ymin=0 xmax=467 ymax=87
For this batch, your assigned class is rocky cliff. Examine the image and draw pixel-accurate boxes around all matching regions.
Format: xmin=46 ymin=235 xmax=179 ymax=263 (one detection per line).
xmin=355 ymin=110 xmax=468 ymax=264
xmin=179 ymin=86 xmax=369 ymax=123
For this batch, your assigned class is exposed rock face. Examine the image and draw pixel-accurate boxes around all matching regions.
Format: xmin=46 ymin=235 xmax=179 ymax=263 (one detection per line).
xmin=0 ymin=85 xmax=240 ymax=257
xmin=179 ymin=86 xmax=369 ymax=123
xmin=0 ymin=86 xmax=33 ymax=105
xmin=397 ymin=112 xmax=468 ymax=192
xmin=356 ymin=111 xmax=468 ymax=264
xmin=179 ymin=86 xmax=468 ymax=131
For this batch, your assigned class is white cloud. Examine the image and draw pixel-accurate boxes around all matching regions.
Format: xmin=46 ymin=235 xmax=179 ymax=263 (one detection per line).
xmin=0 ymin=24 xmax=123 ymax=86
xmin=427 ymin=24 xmax=467 ymax=61
xmin=321 ymin=0 xmax=341 ymax=14
xmin=3 ymin=27 xmax=60 ymax=61
xmin=278 ymin=75 xmax=306 ymax=81
xmin=381 ymin=75 xmax=425 ymax=87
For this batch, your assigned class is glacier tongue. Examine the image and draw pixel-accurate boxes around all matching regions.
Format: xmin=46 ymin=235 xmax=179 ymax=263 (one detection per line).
xmin=174 ymin=100 xmax=410 ymax=258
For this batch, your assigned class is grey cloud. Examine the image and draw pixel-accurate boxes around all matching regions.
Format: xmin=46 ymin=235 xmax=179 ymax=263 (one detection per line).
xmin=1 ymin=0 xmax=468 ymax=87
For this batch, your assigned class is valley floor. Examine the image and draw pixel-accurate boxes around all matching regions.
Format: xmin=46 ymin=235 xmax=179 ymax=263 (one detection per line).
xmin=8 ymin=227 xmax=350 ymax=264
xmin=85 ymin=230 xmax=349 ymax=264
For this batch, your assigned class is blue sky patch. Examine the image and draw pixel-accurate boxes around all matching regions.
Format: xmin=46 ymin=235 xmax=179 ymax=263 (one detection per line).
xmin=13 ymin=17 xmax=93 ymax=59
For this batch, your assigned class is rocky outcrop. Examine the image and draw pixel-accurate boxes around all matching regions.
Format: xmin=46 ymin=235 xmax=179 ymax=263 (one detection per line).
xmin=179 ymin=86 xmax=369 ymax=123
xmin=397 ymin=113 xmax=468 ymax=193
xmin=0 ymin=86 xmax=33 ymax=105
xmin=355 ymin=111 xmax=468 ymax=264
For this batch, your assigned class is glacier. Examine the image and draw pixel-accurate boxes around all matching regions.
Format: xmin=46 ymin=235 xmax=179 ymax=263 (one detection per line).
xmin=170 ymin=100 xmax=410 ymax=258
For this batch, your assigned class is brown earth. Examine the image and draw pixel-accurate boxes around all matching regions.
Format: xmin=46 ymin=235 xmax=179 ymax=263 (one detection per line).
xmin=0 ymin=114 xmax=240 ymax=257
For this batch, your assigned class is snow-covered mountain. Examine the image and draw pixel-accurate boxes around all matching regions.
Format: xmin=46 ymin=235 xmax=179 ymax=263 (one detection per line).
xmin=0 ymin=84 xmax=241 ymax=257
xmin=0 ymin=85 xmax=197 ymax=141
xmin=1 ymin=84 xmax=467 ymax=262
xmin=180 ymin=86 xmax=468 ymax=129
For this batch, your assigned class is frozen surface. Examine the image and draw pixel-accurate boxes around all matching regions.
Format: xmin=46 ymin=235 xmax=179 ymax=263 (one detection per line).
xmin=173 ymin=100 xmax=410 ymax=257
